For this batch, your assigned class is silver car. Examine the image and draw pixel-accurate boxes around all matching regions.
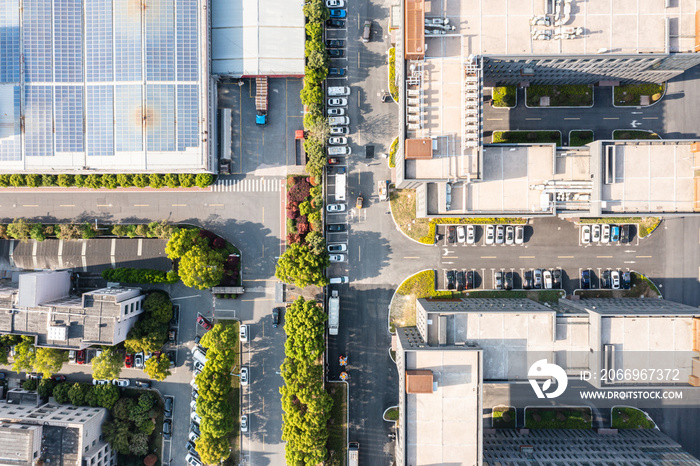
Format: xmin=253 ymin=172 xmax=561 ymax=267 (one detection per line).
xmin=505 ymin=225 xmax=515 ymax=245
xmin=496 ymin=225 xmax=505 ymax=244
xmin=515 ymin=225 xmax=524 ymax=244
xmin=329 ymin=254 xmax=346 ymax=262
xmin=533 ymin=269 xmax=543 ymax=289
xmin=485 ymin=225 xmax=495 ymax=245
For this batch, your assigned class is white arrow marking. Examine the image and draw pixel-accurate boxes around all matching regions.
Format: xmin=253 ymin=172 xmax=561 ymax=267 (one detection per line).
xmin=630 ymin=120 xmax=641 ymax=128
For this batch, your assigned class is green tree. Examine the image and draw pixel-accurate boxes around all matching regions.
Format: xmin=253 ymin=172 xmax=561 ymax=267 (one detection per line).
xmin=148 ymin=220 xmax=175 ymax=239
xmin=34 ymin=348 xmax=68 ymax=378
xmin=275 ymin=243 xmax=330 ymax=288
xmin=305 ymin=65 xmax=328 ymax=84
xmin=306 ymin=50 xmax=328 ymax=70
xmin=165 ymin=228 xmax=205 ymax=259
xmin=196 ymin=434 xmax=231 ymax=464
xmin=9 ymin=174 xmax=25 ymax=187
xmin=284 ymin=297 xmax=326 ymax=361
xmin=148 ymin=174 xmax=164 ymax=189
xmin=116 ymin=174 xmax=133 ymax=187
xmin=57 ymin=174 xmax=74 ymax=187
xmin=200 ymin=324 xmax=238 ymax=355
xmin=42 ymin=174 xmax=57 ymax=186
xmin=37 ymin=378 xmax=57 ymax=398
xmin=102 ymin=174 xmax=119 ymax=189
xmin=303 ymin=0 xmax=329 ymax=21
xmin=200 ymin=414 xmax=234 ymax=438
xmin=0 ymin=174 xmax=10 ymax=187
xmin=102 ymin=419 xmax=131 ymax=454
xmin=179 ymin=245 xmax=225 ymax=289
xmin=57 ymin=224 xmax=81 ymax=241
xmin=93 ymin=384 xmax=120 ymax=409
xmin=29 ymin=223 xmax=46 ymax=241
xmin=7 ymin=218 xmax=31 ymax=242
xmin=52 ymin=382 xmax=71 ymax=403
xmin=143 ymin=292 xmax=173 ymax=324
xmin=85 ymin=174 xmax=103 ymax=189
xmin=179 ymin=173 xmax=196 ymax=188
xmin=113 ymin=397 xmax=136 ymax=421
xmin=68 ymin=383 xmax=91 ymax=406
xmin=112 ymin=225 xmax=128 ymax=237
xmin=195 ymin=173 xmax=213 ymax=188
xmin=12 ymin=336 xmax=36 ymax=373
xmin=133 ymin=174 xmax=149 ymax=188
xmin=22 ymin=378 xmax=38 ymax=391
xmin=163 ymin=173 xmax=179 ymax=188
xmin=305 ymin=231 xmax=326 ymax=255
xmin=129 ymin=431 xmax=150 ymax=456
xmin=81 ymin=222 xmax=98 ymax=239
xmin=91 ymin=347 xmax=123 ymax=380
xmin=25 ymin=174 xmax=41 ymax=187
xmin=143 ymin=354 xmax=171 ymax=381
xmin=73 ymin=174 xmax=86 ymax=187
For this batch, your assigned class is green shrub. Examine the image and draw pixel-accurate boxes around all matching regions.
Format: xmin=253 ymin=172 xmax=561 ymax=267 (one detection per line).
xmin=0 ymin=175 xmax=10 ymax=187
xmin=9 ymin=174 xmax=25 ymax=187
xmin=569 ymin=130 xmax=594 ymax=147
xmin=85 ymin=174 xmax=103 ymax=189
xmin=492 ymin=86 xmax=516 ymax=107
xmin=102 ymin=268 xmax=178 ymax=284
xmin=26 ymin=174 xmax=41 ymax=187
xmin=57 ymin=174 xmax=74 ymax=187
xmin=179 ymin=174 xmax=196 ymax=188
xmin=116 ymin=174 xmax=132 ymax=187
xmin=81 ymin=223 xmax=98 ymax=240
xmin=195 ymin=173 xmax=213 ymax=188
xmin=74 ymin=175 xmax=86 ymax=187
xmin=29 ymin=223 xmax=46 ymax=242
xmin=149 ymin=174 xmax=165 ymax=189
xmin=101 ymin=174 xmax=118 ymax=189
xmin=389 ymin=47 xmax=398 ymax=101
xmin=132 ymin=174 xmax=149 ymax=188
xmin=42 ymin=174 xmax=57 ymax=186
xmin=164 ymin=173 xmax=179 ymax=188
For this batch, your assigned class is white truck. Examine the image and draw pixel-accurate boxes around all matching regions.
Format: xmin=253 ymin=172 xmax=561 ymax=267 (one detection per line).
xmin=328 ymin=290 xmax=339 ymax=336
xmin=335 ymin=172 xmax=346 ymax=202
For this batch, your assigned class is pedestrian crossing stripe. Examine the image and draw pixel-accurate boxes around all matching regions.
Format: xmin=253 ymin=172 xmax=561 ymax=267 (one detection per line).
xmin=212 ymin=178 xmax=283 ymax=192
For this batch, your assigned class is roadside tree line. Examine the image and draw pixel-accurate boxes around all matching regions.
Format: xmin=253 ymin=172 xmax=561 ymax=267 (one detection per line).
xmin=0 ymin=173 xmax=213 ymax=189
xmin=0 ymin=219 xmax=176 ymax=243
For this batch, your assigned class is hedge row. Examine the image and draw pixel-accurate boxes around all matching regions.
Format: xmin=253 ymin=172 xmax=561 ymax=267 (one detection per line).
xmin=389 ymin=47 xmax=398 ymax=101
xmin=1 ymin=220 xmax=176 ymax=242
xmin=0 ymin=173 xmax=213 ymax=189
xmin=102 ymin=268 xmax=178 ymax=285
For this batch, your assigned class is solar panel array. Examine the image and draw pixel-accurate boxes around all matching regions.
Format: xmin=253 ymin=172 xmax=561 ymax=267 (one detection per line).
xmin=0 ymin=0 xmax=203 ymax=165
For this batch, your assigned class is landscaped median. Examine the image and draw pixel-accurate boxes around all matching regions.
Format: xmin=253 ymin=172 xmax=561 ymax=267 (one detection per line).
xmin=525 ymin=85 xmax=593 ymax=107
xmin=611 ymin=406 xmax=655 ymax=429
xmin=0 ymin=173 xmax=213 ymax=189
xmin=390 ymin=189 xmax=526 ymax=244
xmin=492 ymin=86 xmax=516 ymax=108
xmin=525 ymin=407 xmax=592 ymax=429
xmin=492 ymin=407 xmax=516 ymax=428
xmin=327 ymin=382 xmax=347 ymax=466
xmin=389 ymin=47 xmax=398 ymax=102
xmin=614 ymin=83 xmax=665 ymax=107
xmin=569 ymin=130 xmax=594 ymax=147
xmin=612 ymin=130 xmax=661 ymax=140
xmin=492 ymin=130 xmax=562 ymax=146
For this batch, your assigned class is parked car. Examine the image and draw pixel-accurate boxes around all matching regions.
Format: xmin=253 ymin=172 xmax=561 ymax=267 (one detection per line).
xmin=326 ymin=0 xmax=345 ymax=6
xmin=196 ymin=315 xmax=213 ymax=331
xmin=328 ymin=67 xmax=347 ymax=77
xmin=515 ymin=225 xmax=524 ymax=244
xmin=329 ymin=8 xmax=346 ymax=18
xmin=191 ymin=390 xmax=199 ymax=402
xmin=446 ymin=270 xmax=456 ymax=290
xmin=168 ymin=329 xmax=177 ymax=343
xmin=592 ymin=224 xmax=601 ymax=242
xmin=542 ymin=270 xmax=553 ymax=289
xmin=134 ymin=380 xmax=150 ymax=388
xmin=466 ymin=225 xmax=475 ymax=244
xmin=27 ymin=373 xmax=42 ymax=380
xmin=330 ymin=254 xmax=346 ymax=262
xmin=112 ymin=379 xmax=130 ymax=387
xmin=328 ymin=49 xmax=345 ymax=58
xmin=552 ymin=269 xmax=562 ymax=289
xmin=328 ymin=97 xmax=347 ymax=106
xmin=188 ymin=431 xmax=200 ymax=444
xmin=167 ymin=351 xmax=176 ymax=368
xmin=611 ymin=270 xmax=621 ymax=289
xmin=495 ymin=272 xmax=504 ymax=290
xmin=327 ymin=203 xmax=346 ymax=213
xmin=327 ymin=107 xmax=346 ymax=116
xmin=523 ymin=270 xmax=533 ymax=289
xmin=186 ymin=442 xmax=198 ymax=457
xmin=581 ymin=270 xmax=591 ymax=289
xmin=186 ymin=454 xmax=202 ymax=466
xmin=533 ymin=269 xmax=543 ymax=289
xmin=601 ymin=270 xmax=611 ymax=289
xmin=327 ymin=224 xmax=346 ymax=232
xmin=466 ymin=271 xmax=474 ymax=290
xmin=68 ymin=350 xmax=76 ymax=364
xmin=95 ymin=349 xmax=102 ymax=359
xmin=326 ymin=19 xmax=345 ymax=28
xmin=163 ymin=420 xmax=172 ymax=440
xmin=164 ymin=397 xmax=173 ymax=417
xmin=622 ymin=272 xmax=631 ymax=289
xmin=329 ymin=136 xmax=347 ymax=145
xmin=240 ymin=324 xmax=248 ymax=343
xmin=241 ymin=415 xmax=249 ymax=432
xmin=362 ymin=20 xmax=371 ymax=42
xmin=272 ymin=308 xmax=281 ymax=328
xmin=325 ymin=39 xmax=345 ymax=48
xmin=456 ymin=271 xmax=465 ymax=291
xmin=456 ymin=226 xmax=466 ymax=243
xmin=76 ymin=350 xmax=86 ymax=365
xmin=620 ymin=225 xmax=630 ymax=243
xmin=581 ymin=225 xmax=591 ymax=244
xmin=327 ymin=243 xmax=347 ymax=253
xmin=92 ymin=379 xmax=110 ymax=385
xmin=330 ymin=126 xmax=349 ymax=135
xmin=193 ymin=361 xmax=205 ymax=375
xmin=330 ymin=276 xmax=349 ymax=284
xmin=124 ymin=353 xmax=134 ymax=368
xmin=504 ymin=272 xmax=513 ymax=291
xmin=241 ymin=367 xmax=249 ymax=386
xmin=190 ymin=422 xmax=201 ymax=437
xmin=447 ymin=226 xmax=456 ymax=244
xmin=355 ymin=195 xmax=363 ymax=209
xmin=50 ymin=375 xmax=65 ymax=382
xmin=496 ymin=225 xmax=505 ymax=244
xmin=505 ymin=225 xmax=515 ymax=245
xmin=485 ymin=225 xmax=495 ymax=245
xmin=327 ymin=157 xmax=341 ymax=165
xmin=610 ymin=225 xmax=620 ymax=242
xmin=601 ymin=224 xmax=610 ymax=243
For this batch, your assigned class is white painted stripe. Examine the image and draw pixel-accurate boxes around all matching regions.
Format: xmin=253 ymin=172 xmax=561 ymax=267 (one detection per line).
xmin=137 ymin=239 xmax=143 ymax=256
xmin=111 ymin=238 xmax=116 ymax=256
xmin=32 ymin=241 xmax=37 ymax=256
xmin=81 ymin=241 xmax=87 ymax=256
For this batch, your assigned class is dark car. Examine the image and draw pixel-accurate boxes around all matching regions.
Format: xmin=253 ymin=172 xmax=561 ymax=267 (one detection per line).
xmin=326 ymin=19 xmax=345 ymax=29
xmin=328 ymin=67 xmax=346 ymax=77
xmin=76 ymin=350 xmax=86 ymax=365
xmin=0 ymin=372 xmax=6 ymax=380
xmin=446 ymin=271 xmax=456 ymax=290
xmin=327 ymin=224 xmax=346 ymax=232
xmin=164 ymin=397 xmax=173 ymax=418
xmin=466 ymin=271 xmax=474 ymax=290
xmin=50 ymin=375 xmax=66 ymax=382
xmin=170 ymin=304 xmax=179 ymax=326
xmin=134 ymin=380 xmax=151 ymax=388
xmin=328 ymin=49 xmax=345 ymax=58
xmin=552 ymin=269 xmax=562 ymax=289
xmin=163 ymin=420 xmax=172 ymax=440
xmin=326 ymin=39 xmax=345 ymax=48
xmin=194 ymin=335 xmax=201 ymax=346
xmin=447 ymin=226 xmax=456 ymax=244
xmin=186 ymin=442 xmax=198 ymax=456
xmin=190 ymin=422 xmax=201 ymax=436
xmin=523 ymin=270 xmax=533 ymax=289
xmin=581 ymin=270 xmax=591 ymax=289
xmin=495 ymin=272 xmax=504 ymax=290
xmin=620 ymin=225 xmax=630 ymax=243
xmin=168 ymin=329 xmax=177 ymax=343
xmin=504 ymin=272 xmax=514 ymax=291
xmin=196 ymin=315 xmax=213 ymax=331
xmin=272 ymin=308 xmax=281 ymax=328
xmin=601 ymin=270 xmax=611 ymax=289
xmin=167 ymin=351 xmax=176 ymax=368
xmin=622 ymin=272 xmax=631 ymax=289
xmin=456 ymin=271 xmax=465 ymax=292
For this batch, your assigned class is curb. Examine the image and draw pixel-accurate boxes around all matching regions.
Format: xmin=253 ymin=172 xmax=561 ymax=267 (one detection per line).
xmin=523 ymin=85 xmax=594 ymax=109
xmin=567 ymin=129 xmax=594 ymax=147
xmin=610 ymin=405 xmax=658 ymax=430
xmin=387 ymin=268 xmax=434 ymax=334
xmin=382 ymin=405 xmax=399 ymax=423
xmin=611 ymin=129 xmax=661 ymax=140
xmin=491 ymin=405 xmax=517 ymax=428
xmin=388 ymin=48 xmax=399 ymax=105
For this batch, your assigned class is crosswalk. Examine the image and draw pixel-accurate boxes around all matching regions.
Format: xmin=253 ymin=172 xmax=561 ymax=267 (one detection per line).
xmin=212 ymin=177 xmax=282 ymax=193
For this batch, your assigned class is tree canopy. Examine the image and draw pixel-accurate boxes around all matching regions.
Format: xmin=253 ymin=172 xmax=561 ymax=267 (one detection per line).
xmin=275 ymin=243 xmax=330 ymax=288
xmin=33 ymin=348 xmax=69 ymax=378
xmin=143 ymin=355 xmax=171 ymax=381
xmin=91 ymin=347 xmax=123 ymax=380
xmin=165 ymin=228 xmax=206 ymax=260
xmin=178 ymin=245 xmax=225 ymax=290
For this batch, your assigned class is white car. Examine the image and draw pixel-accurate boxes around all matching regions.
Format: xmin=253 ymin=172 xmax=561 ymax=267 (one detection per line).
xmin=327 ymin=86 xmax=350 ymax=96
xmin=241 ymin=414 xmax=249 ymax=432
xmin=466 ymin=225 xmax=475 ymax=244
xmin=591 ymin=224 xmax=601 ymax=242
xmin=611 ymin=270 xmax=621 ymax=289
xmin=327 ymin=243 xmax=347 ymax=252
xmin=240 ymin=324 xmax=248 ymax=343
xmin=328 ymin=97 xmax=347 ymax=106
xmin=505 ymin=225 xmax=515 ymax=245
xmin=329 ymin=254 xmax=346 ymax=262
xmin=327 ymin=107 xmax=346 ymax=116
xmin=601 ymin=224 xmax=610 ymax=243
xmin=191 ymin=411 xmax=202 ymax=424
xmin=326 ymin=0 xmax=345 ymax=7
xmin=112 ymin=379 xmax=130 ymax=387
xmin=186 ymin=454 xmax=203 ymax=466
xmin=193 ymin=361 xmax=205 ymax=375
xmin=456 ymin=226 xmax=466 ymax=243
xmin=581 ymin=225 xmax=591 ymax=244
xmin=241 ymin=367 xmax=249 ymax=386
xmin=330 ymin=126 xmax=349 ymax=136
xmin=515 ymin=225 xmax=524 ymax=244
xmin=542 ymin=270 xmax=553 ymax=289
xmin=92 ymin=379 xmax=110 ymax=386
xmin=327 ymin=203 xmax=346 ymax=212
xmin=188 ymin=431 xmax=200 ymax=443
xmin=328 ymin=136 xmax=347 ymax=145
xmin=496 ymin=225 xmax=505 ymax=244
xmin=485 ymin=225 xmax=495 ymax=245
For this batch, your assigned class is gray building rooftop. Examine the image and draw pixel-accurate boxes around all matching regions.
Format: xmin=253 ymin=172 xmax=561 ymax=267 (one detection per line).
xmin=0 ymin=423 xmax=41 ymax=466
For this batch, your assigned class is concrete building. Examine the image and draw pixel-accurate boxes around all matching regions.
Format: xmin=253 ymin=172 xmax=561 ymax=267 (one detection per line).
xmin=0 ymin=271 xmax=144 ymax=350
xmin=0 ymin=0 xmax=213 ymax=174
xmin=0 ymin=400 xmax=115 ymax=466
xmin=396 ymin=0 xmax=700 ymax=217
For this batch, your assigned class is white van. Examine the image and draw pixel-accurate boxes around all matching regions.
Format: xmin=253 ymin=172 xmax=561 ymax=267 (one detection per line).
xmin=328 ymin=86 xmax=350 ymax=96
xmin=327 ymin=146 xmax=351 ymax=156
xmin=328 ymin=116 xmax=350 ymax=126
xmin=330 ymin=276 xmax=349 ymax=284
xmin=192 ymin=348 xmax=207 ymax=366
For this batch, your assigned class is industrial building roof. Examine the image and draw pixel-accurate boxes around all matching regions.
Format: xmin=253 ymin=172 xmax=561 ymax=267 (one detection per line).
xmin=0 ymin=0 xmax=209 ymax=173
xmin=211 ymin=0 xmax=305 ymax=77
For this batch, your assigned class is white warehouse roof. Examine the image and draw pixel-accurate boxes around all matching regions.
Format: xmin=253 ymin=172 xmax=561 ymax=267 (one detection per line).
xmin=211 ymin=0 xmax=305 ymax=77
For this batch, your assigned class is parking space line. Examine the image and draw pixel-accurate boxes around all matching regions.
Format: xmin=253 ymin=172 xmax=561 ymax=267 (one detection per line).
xmin=525 ymin=118 xmax=541 ymax=120
xmin=558 ymin=255 xmax=574 ymax=259
xmin=596 ymin=255 xmax=612 ymax=258
xmin=603 ymin=117 xmax=619 ymax=120
xmin=404 ymin=256 xmax=420 ymax=259
xmin=635 ymin=255 xmax=652 ymax=258
xmin=564 ymin=118 xmax=580 ymax=120
xmin=519 ymin=256 xmax=535 ymax=259
xmin=481 ymin=256 xmax=497 ymax=259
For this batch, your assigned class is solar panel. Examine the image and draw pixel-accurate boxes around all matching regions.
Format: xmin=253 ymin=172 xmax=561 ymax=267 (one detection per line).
xmin=24 ymin=86 xmax=53 ymax=157
xmin=23 ymin=0 xmax=52 ymax=83
xmin=177 ymin=85 xmax=199 ymax=150
xmin=55 ymin=86 xmax=84 ymax=153
xmin=54 ymin=0 xmax=83 ymax=83
xmin=115 ymin=85 xmax=143 ymax=152
xmin=115 ymin=0 xmax=142 ymax=82
xmin=177 ymin=0 xmax=198 ymax=81
xmin=87 ymin=86 xmax=114 ymax=156
xmin=146 ymin=0 xmax=175 ymax=81
xmin=0 ymin=86 xmax=22 ymax=161
xmin=86 ymin=0 xmax=113 ymax=82
xmin=0 ymin=1 xmax=20 ymax=83
xmin=146 ymin=84 xmax=175 ymax=152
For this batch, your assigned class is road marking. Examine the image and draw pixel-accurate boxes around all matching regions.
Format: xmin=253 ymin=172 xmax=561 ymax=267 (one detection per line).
xmin=486 ymin=118 xmax=503 ymax=121
xmin=642 ymin=117 xmax=658 ymax=120
xmin=624 ymin=261 xmax=636 ymax=264
xmin=525 ymin=118 xmax=541 ymax=120
xmin=603 ymin=117 xmax=619 ymax=120
xmin=96 ymin=204 xmax=110 ymax=207
xmin=404 ymin=256 xmax=420 ymax=259
xmin=23 ymin=204 xmax=38 ymax=207
xmin=519 ymin=256 xmax=535 ymax=259
xmin=134 ymin=204 xmax=149 ymax=207
xmin=481 ymin=256 xmax=497 ymax=259
xmin=171 ymin=204 xmax=187 ymax=207
xmin=59 ymin=204 xmax=75 ymax=207
xmin=207 ymin=204 xmax=224 ymax=207
xmin=558 ymin=256 xmax=574 ymax=259
xmin=596 ymin=255 xmax=613 ymax=258
xmin=443 ymin=256 xmax=458 ymax=259
xmin=635 ymin=255 xmax=652 ymax=258
xmin=563 ymin=118 xmax=580 ymax=120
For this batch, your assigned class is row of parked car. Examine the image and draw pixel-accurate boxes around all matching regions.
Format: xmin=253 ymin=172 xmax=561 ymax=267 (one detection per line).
xmin=581 ymin=269 xmax=631 ymax=290
xmin=447 ymin=224 xmax=526 ymax=245
xmin=446 ymin=270 xmax=475 ymax=291
xmin=581 ymin=224 xmax=631 ymax=244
